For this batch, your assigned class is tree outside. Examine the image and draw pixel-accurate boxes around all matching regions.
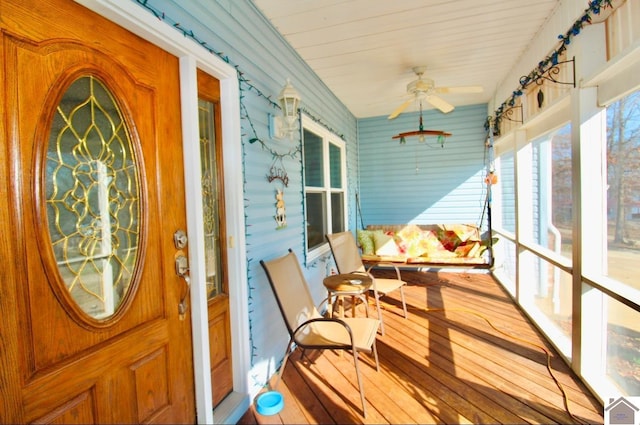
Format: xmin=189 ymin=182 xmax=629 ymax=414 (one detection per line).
xmin=605 ymin=90 xmax=640 ymax=396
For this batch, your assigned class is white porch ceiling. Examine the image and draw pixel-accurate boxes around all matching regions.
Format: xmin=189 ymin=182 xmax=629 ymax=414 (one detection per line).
xmin=252 ymin=0 xmax=561 ymax=119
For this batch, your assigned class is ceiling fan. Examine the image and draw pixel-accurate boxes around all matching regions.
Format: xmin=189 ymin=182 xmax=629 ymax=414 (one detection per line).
xmin=388 ymin=66 xmax=483 ymax=119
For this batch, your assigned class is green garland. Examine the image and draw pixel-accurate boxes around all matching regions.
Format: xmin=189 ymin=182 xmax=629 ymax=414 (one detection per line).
xmin=486 ymin=0 xmax=614 ymax=134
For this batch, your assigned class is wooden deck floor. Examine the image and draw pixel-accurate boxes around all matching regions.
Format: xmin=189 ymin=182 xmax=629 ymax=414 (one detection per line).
xmin=239 ymin=269 xmax=604 ymax=424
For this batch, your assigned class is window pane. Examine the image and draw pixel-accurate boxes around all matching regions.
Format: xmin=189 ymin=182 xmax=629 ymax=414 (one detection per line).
xmin=606 ymin=91 xmax=640 ymax=288
xmin=520 ymin=251 xmax=572 ymax=355
xmin=606 ymin=295 xmax=640 ymax=396
xmin=304 ymin=128 xmax=323 ymax=187
xmin=530 ymin=124 xmax=572 ymax=260
xmin=331 ymin=192 xmax=344 ymax=233
xmin=494 ymin=238 xmax=516 ymax=296
xmin=306 ymin=192 xmax=326 ymax=251
xmin=329 ymin=143 xmax=342 ymax=189
xmin=499 ymin=151 xmax=516 ymax=233
xmin=302 ymin=116 xmax=347 ymax=259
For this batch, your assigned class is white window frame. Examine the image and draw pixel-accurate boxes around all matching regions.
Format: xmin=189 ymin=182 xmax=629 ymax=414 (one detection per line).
xmin=301 ymin=114 xmax=347 ymax=262
xmin=491 ymin=40 xmax=640 ymax=402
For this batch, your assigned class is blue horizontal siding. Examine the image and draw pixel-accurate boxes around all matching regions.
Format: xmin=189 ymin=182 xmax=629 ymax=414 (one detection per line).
xmin=137 ymin=0 xmax=358 ymax=396
xmin=358 ymin=104 xmax=489 ymax=227
xmin=136 ymin=0 xmax=490 ymax=399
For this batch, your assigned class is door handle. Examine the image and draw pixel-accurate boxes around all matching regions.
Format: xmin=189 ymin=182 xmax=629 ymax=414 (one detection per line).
xmin=175 ymin=253 xmax=189 ymax=277
xmin=175 ymin=253 xmax=190 ymax=320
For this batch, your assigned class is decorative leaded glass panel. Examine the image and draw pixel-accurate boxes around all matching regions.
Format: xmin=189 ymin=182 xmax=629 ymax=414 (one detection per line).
xmin=198 ymin=98 xmax=223 ymax=299
xmin=46 ymin=75 xmax=140 ymax=319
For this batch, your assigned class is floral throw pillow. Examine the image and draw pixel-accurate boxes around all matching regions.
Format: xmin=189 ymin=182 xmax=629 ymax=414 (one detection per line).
xmin=438 ymin=229 xmax=462 ymax=251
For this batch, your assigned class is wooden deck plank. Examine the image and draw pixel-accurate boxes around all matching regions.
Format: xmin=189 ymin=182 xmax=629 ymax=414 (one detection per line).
xmin=381 ymin=304 xmax=574 ymax=424
xmin=407 ymin=272 xmax=603 ymax=414
xmin=397 ymin=272 xmax=603 ymax=423
xmin=276 ymin=353 xmax=336 ymax=424
xmin=240 ymin=270 xmax=604 ymax=424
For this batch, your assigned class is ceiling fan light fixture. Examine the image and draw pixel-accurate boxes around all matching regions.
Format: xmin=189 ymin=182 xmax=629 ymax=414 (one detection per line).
xmin=388 ymin=65 xmax=483 ymax=119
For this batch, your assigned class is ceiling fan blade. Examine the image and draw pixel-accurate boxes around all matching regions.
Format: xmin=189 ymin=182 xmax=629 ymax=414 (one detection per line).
xmin=387 ymin=98 xmax=413 ymax=120
xmin=425 ymin=94 xmax=454 ymax=113
xmin=434 ymin=85 xmax=483 ymax=94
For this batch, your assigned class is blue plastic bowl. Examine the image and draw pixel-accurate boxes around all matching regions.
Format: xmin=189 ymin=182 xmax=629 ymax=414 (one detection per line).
xmin=256 ymin=391 xmax=284 ymax=416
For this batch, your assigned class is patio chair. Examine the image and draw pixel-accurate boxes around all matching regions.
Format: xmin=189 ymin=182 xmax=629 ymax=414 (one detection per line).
xmin=260 ymin=249 xmax=380 ymax=417
xmin=326 ymin=231 xmax=408 ymax=335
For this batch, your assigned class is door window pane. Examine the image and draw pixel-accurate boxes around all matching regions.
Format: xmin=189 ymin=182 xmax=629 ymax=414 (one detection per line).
xmin=46 ymin=76 xmax=140 ymax=320
xmin=198 ymin=98 xmax=223 ymax=299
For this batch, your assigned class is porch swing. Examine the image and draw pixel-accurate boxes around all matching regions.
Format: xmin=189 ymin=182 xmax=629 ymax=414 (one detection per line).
xmin=352 ymin=125 xmax=496 ymax=269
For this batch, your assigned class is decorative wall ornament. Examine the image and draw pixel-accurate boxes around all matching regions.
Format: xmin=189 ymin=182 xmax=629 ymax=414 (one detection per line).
xmin=274 ymin=189 xmax=287 ymax=229
xmin=537 ymin=89 xmax=545 ymax=108
xmin=267 ymin=162 xmax=289 ymax=187
xmin=248 ymin=136 xmax=300 ymax=190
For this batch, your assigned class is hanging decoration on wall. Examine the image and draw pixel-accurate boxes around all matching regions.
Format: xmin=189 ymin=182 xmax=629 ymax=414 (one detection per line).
xmin=484 ymin=171 xmax=498 ymax=185
xmin=392 ymin=100 xmax=451 ymax=147
xmin=249 ymin=134 xmax=301 ymax=183
xmin=537 ymin=89 xmax=545 ymax=108
xmin=267 ymin=156 xmax=289 ymax=187
xmin=485 ymin=0 xmax=615 ymax=135
xmin=274 ymin=188 xmax=287 ymax=229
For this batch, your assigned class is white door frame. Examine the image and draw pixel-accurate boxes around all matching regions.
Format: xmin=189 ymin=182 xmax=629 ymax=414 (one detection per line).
xmin=75 ymin=2 xmax=250 ymax=423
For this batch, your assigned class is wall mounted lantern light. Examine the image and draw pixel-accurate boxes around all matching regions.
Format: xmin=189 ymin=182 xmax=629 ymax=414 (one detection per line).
xmin=269 ymin=78 xmax=301 ymax=140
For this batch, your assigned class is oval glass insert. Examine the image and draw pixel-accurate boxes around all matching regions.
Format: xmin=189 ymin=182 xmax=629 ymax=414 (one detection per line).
xmin=45 ymin=75 xmax=140 ymax=320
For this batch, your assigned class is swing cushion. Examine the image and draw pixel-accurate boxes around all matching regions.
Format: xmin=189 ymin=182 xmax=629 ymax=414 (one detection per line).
xmin=360 ymin=224 xmax=490 ymax=266
xmin=372 ymin=231 xmax=401 ymax=256
xmin=356 ymin=229 xmax=377 ymax=255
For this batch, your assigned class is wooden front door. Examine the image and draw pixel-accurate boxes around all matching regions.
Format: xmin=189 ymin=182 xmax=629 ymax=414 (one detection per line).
xmin=196 ymin=70 xmax=234 ymax=407
xmin=0 ymin=0 xmax=195 ymax=423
